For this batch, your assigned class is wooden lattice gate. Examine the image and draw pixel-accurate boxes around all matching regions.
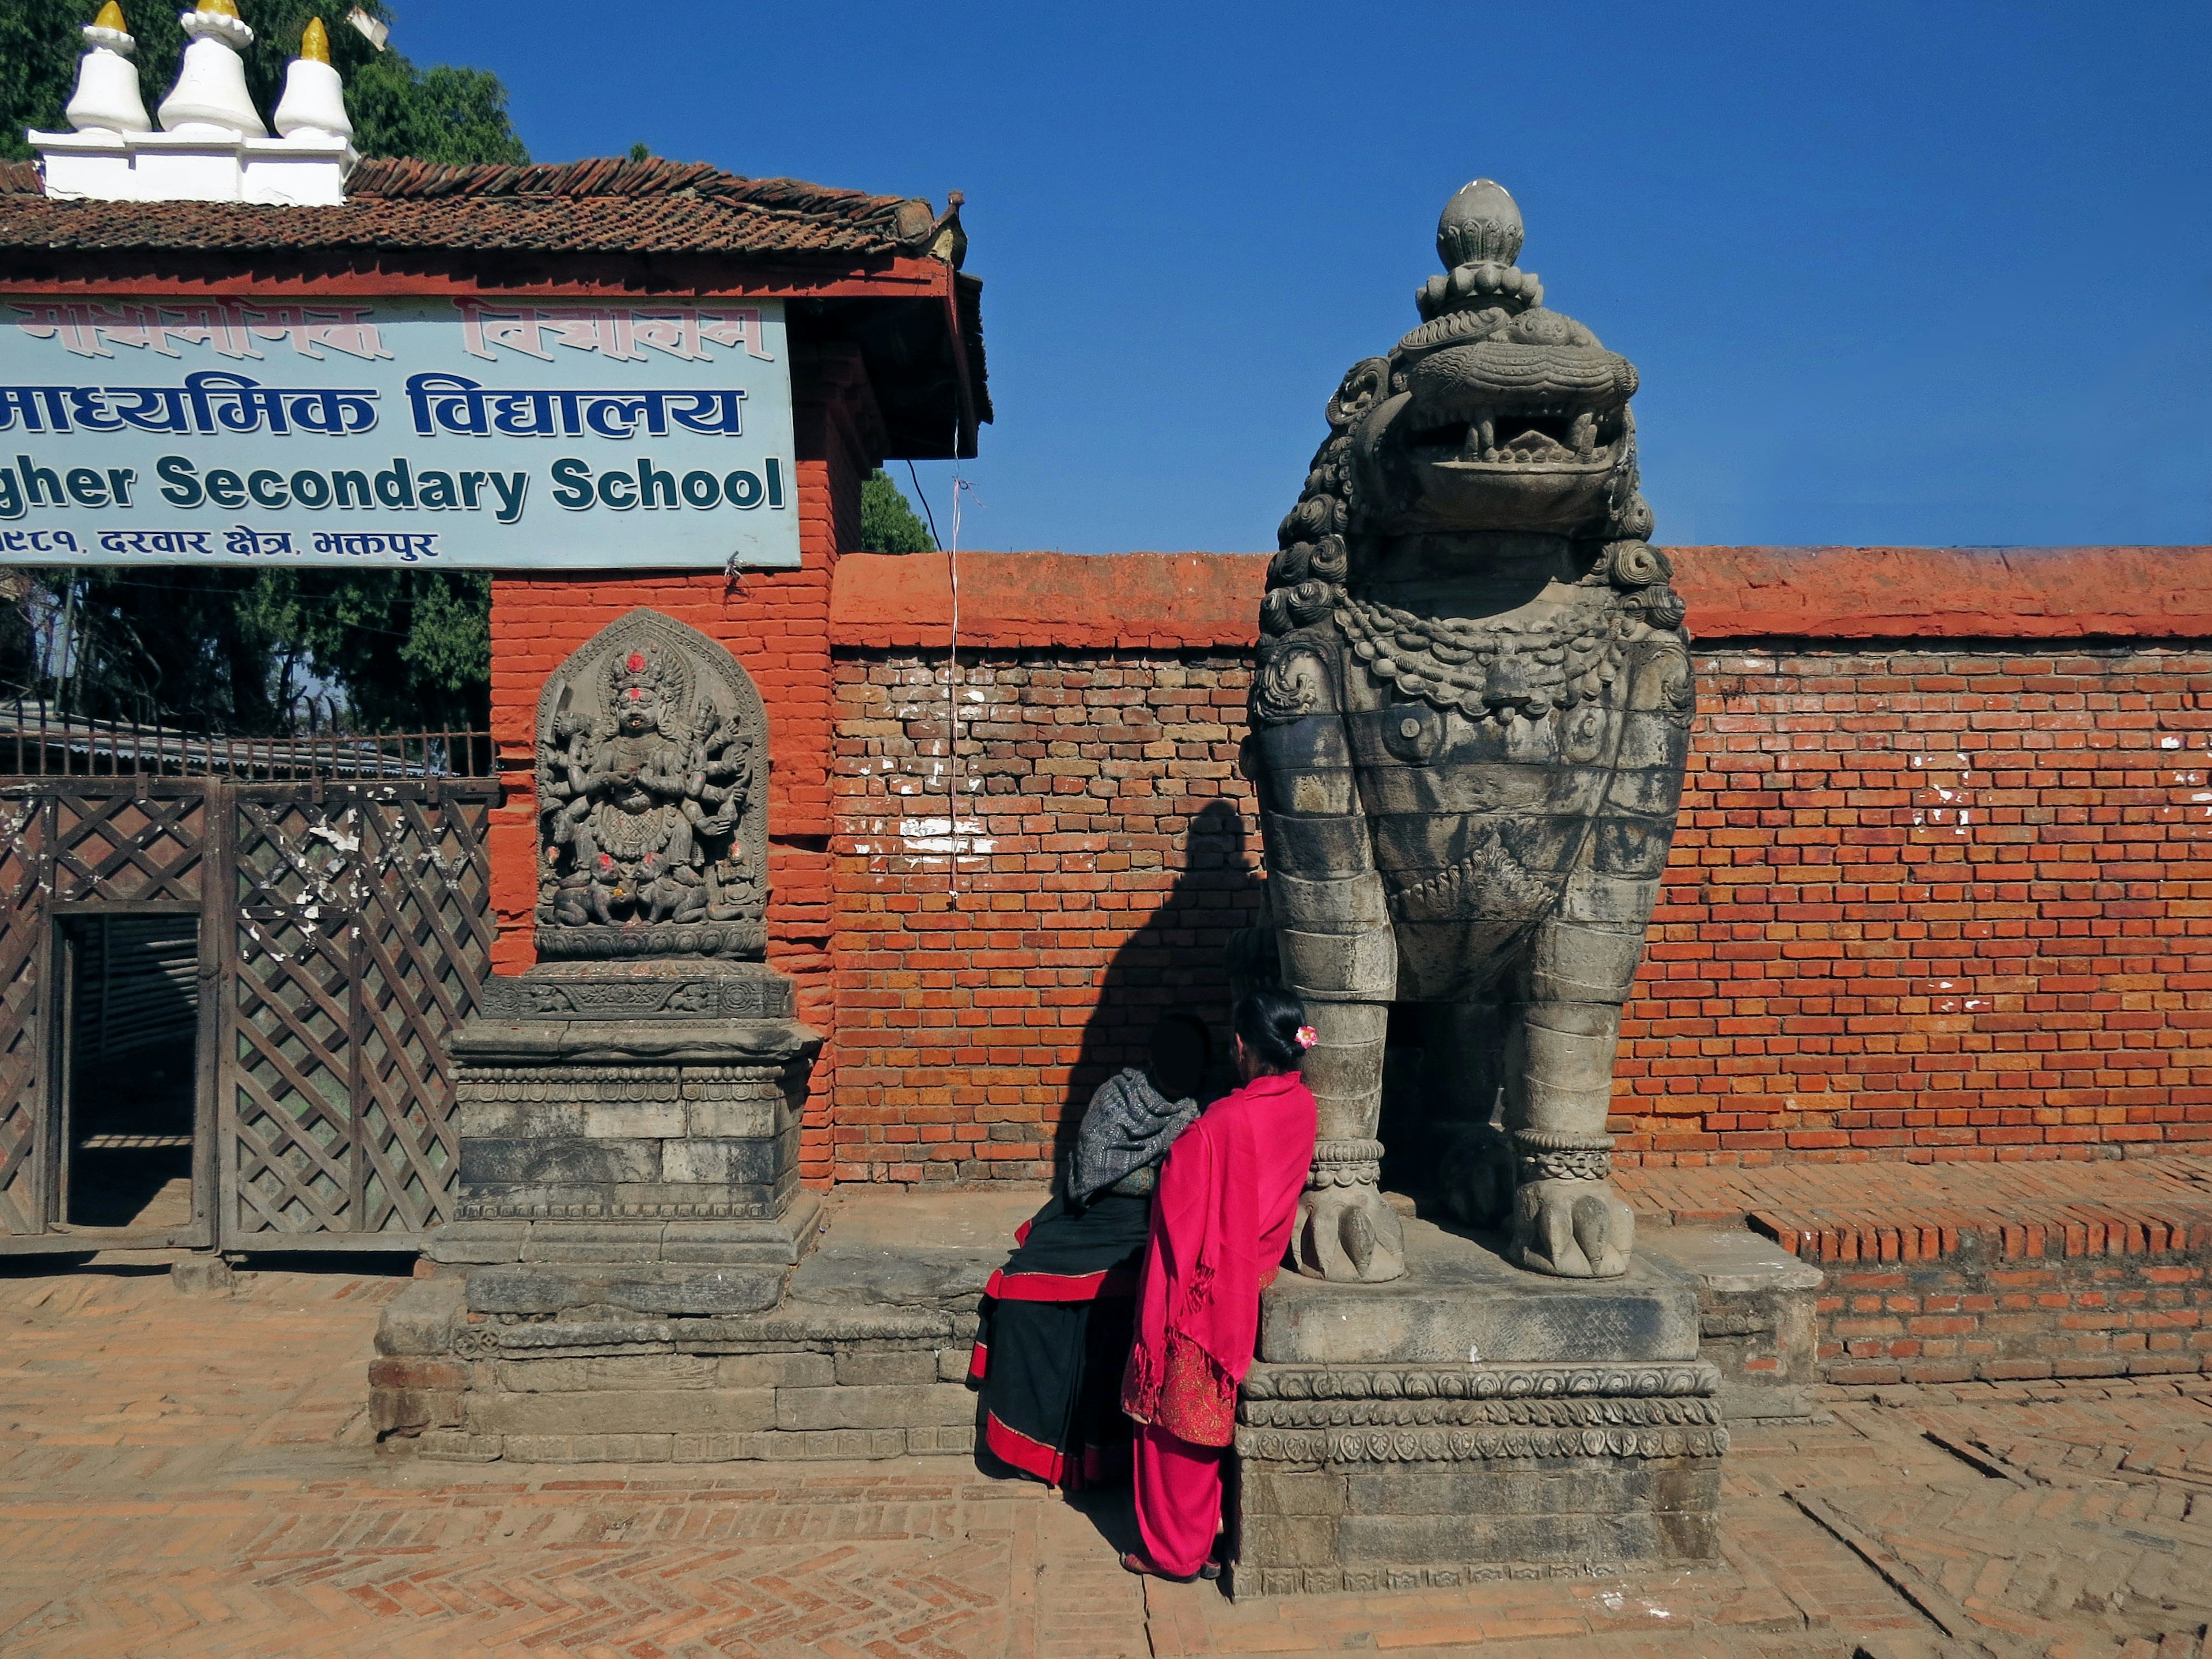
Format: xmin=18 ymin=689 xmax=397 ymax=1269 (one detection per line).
xmin=0 ymin=720 xmax=497 ymax=1255
xmin=226 ymin=785 xmax=495 ymax=1247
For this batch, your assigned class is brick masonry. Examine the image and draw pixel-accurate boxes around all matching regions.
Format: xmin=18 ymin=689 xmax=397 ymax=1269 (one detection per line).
xmin=495 ymin=513 xmax=2212 ymax=1190
xmin=829 ymin=649 xmax=1262 ymax=1184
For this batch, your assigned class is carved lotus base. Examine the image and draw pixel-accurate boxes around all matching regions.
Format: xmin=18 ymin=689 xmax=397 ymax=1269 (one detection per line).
xmin=534 ymin=919 xmax=767 ymax=960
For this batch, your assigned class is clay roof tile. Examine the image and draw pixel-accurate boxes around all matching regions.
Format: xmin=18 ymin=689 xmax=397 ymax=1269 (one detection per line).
xmin=0 ymin=155 xmax=938 ymax=260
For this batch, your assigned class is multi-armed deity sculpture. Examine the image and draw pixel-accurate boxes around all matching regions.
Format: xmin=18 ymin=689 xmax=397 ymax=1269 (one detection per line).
xmin=1247 ymin=179 xmax=1695 ymax=1284
xmin=538 ymin=638 xmax=764 ymax=939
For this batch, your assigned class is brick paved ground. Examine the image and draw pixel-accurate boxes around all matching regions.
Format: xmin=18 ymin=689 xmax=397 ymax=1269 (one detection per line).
xmin=7 ymin=1255 xmax=2212 ymax=1657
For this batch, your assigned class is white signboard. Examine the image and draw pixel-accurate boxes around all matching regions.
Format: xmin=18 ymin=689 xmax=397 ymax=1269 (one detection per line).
xmin=0 ymin=296 xmax=799 ymax=567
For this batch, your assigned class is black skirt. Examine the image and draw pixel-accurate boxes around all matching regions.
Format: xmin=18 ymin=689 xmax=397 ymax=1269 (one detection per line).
xmin=969 ymin=1185 xmax=1152 ymax=1488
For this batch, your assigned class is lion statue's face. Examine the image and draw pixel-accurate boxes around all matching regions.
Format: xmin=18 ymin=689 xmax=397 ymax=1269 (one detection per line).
xmin=1348 ymin=302 xmax=1641 ymax=543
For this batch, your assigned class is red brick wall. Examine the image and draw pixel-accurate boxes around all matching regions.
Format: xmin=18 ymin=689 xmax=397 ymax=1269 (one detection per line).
xmin=491 ymin=542 xmax=2212 ymax=1190
xmin=818 ymin=629 xmax=2210 ymax=1182
xmin=1620 ymin=644 xmax=2212 ymax=1168
xmin=828 ymin=650 xmax=1262 ymax=1183
xmin=1812 ymin=1243 xmax=2212 ymax=1387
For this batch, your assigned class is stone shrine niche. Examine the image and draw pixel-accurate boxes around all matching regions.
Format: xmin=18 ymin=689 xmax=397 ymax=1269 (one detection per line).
xmin=533 ymin=608 xmax=768 ymax=961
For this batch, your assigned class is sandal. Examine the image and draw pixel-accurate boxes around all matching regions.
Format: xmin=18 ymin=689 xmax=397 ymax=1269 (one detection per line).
xmin=1119 ymin=1551 xmax=1222 ymax=1582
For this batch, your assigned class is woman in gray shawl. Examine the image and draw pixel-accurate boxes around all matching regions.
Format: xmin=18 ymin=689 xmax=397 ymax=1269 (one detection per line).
xmin=968 ymin=1014 xmax=1210 ymax=1489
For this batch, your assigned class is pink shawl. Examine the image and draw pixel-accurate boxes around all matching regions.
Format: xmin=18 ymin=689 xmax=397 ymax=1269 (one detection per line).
xmin=1120 ymin=1070 xmax=1317 ymax=1446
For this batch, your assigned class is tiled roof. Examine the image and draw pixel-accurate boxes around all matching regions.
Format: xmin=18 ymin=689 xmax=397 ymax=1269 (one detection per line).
xmin=0 ymin=156 xmax=945 ymax=258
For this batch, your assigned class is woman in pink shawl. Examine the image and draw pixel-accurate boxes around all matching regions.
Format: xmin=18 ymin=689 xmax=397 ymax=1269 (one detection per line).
xmin=1120 ymin=987 xmax=1318 ymax=1580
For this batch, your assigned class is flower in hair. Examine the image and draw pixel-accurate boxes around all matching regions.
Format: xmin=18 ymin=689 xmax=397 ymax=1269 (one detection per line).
xmin=1294 ymin=1025 xmax=1319 ymax=1051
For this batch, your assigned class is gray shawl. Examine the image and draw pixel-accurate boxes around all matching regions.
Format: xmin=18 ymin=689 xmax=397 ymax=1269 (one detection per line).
xmin=1068 ymin=1067 xmax=1200 ymax=1204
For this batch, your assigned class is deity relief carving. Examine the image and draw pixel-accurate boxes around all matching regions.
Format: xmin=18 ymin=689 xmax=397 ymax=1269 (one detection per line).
xmin=534 ymin=609 xmax=768 ymax=959
xmin=1243 ymin=180 xmax=1695 ymax=1283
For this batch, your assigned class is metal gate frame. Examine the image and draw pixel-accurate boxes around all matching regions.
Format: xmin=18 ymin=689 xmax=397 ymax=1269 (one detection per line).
xmin=0 ymin=760 xmax=497 ymax=1255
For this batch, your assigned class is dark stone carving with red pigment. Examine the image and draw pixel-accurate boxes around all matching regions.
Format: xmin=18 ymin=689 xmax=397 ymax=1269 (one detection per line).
xmin=536 ymin=608 xmax=768 ymax=959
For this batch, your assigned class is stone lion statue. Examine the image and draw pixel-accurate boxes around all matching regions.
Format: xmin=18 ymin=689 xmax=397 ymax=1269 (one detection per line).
xmin=1243 ymin=179 xmax=1695 ymax=1283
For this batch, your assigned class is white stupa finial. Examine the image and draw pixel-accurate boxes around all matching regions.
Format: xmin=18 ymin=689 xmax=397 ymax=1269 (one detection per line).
xmin=32 ymin=0 xmax=355 ymax=204
xmin=65 ymin=2 xmax=152 ymax=134
xmin=273 ymin=18 xmax=354 ymax=143
xmin=157 ymin=0 xmax=266 ymax=138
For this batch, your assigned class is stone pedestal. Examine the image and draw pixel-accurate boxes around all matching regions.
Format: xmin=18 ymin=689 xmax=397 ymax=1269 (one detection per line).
xmin=427 ymin=960 xmax=822 ymax=1318
xmin=1229 ymin=1213 xmax=1726 ymax=1597
xmin=1640 ymin=1228 xmax=1825 ymax=1421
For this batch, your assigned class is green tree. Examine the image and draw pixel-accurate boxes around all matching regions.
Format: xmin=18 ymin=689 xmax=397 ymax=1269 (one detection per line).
xmin=859 ymin=469 xmax=935 ymax=555
xmin=24 ymin=567 xmax=490 ymax=733
xmin=0 ymin=2 xmax=520 ymax=732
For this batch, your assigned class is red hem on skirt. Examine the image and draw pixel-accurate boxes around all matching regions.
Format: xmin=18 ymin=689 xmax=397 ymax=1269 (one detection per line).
xmin=984 ymin=1268 xmax=1140 ymax=1304
xmin=980 ymin=1411 xmax=1131 ymax=1491
xmin=983 ymin=1408 xmax=1065 ymax=1485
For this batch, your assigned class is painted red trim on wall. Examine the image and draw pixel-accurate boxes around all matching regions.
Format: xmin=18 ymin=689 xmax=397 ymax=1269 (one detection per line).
xmin=1674 ymin=545 xmax=2212 ymax=641
xmin=830 ymin=551 xmax=1266 ymax=650
xmin=829 ymin=546 xmax=2212 ymax=650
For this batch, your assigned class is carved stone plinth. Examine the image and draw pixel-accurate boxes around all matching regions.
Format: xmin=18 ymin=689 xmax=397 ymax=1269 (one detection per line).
xmin=1229 ymin=1213 xmax=1723 ymax=1595
xmin=433 ymin=961 xmax=821 ymax=1316
xmin=424 ymin=608 xmax=819 ymax=1323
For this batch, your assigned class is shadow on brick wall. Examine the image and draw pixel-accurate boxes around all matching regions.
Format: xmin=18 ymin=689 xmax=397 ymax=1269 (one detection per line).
xmin=1055 ymin=798 xmax=1263 ymax=1169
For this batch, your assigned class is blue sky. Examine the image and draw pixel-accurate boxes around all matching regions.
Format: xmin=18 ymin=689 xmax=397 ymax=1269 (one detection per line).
xmin=400 ymin=1 xmax=2210 ymax=553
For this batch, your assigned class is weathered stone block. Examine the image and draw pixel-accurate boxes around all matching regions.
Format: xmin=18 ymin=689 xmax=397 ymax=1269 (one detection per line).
xmin=370 ymin=1379 xmax=464 ymax=1435
xmin=494 ymin=1354 xmax=722 ymax=1393
xmin=738 ymin=1428 xmax=906 ymax=1461
xmin=1641 ymin=1229 xmax=1824 ymax=1420
xmin=467 ymin=1388 xmax=774 ymax=1437
xmin=936 ymin=1349 xmax=971 ymax=1383
xmin=1245 ymin=1468 xmax=1347 ymax=1518
xmin=600 ymin=1268 xmax=787 ymax=1317
xmin=455 ymin=1101 xmax=585 ymax=1139
xmin=671 ymin=1433 xmax=743 ymax=1461
xmin=374 ymin=1278 xmax=462 ymax=1355
xmin=718 ymin=1352 xmax=834 ymax=1390
xmin=464 ymin=1267 xmax=592 ymax=1315
xmin=461 ymin=1137 xmax=660 ymax=1189
xmin=170 ymin=1255 xmax=234 ymax=1297
xmin=503 ymin=1432 xmax=676 ymax=1463
xmin=416 ymin=1429 xmax=503 ymax=1462
xmin=369 ymin=1357 xmax=468 ymax=1392
xmin=834 ymin=1348 xmax=938 ymax=1387
xmin=685 ymin=1099 xmax=779 ymax=1139
xmin=1240 ymin=1514 xmax=1338 ymax=1568
xmin=772 ymin=1382 xmax=974 ymax=1431
xmin=662 ymin=1136 xmax=787 ymax=1185
xmin=1258 ymin=1219 xmax=1699 ymax=1365
xmin=521 ymin=1221 xmax=670 ymax=1264
xmin=582 ymin=1101 xmax=687 ymax=1139
xmin=425 ymin=1221 xmax=530 ymax=1266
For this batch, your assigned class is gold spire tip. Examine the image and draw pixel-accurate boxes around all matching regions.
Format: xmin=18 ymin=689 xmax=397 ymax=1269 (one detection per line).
xmin=301 ymin=16 xmax=331 ymax=60
xmin=196 ymin=0 xmax=241 ymax=16
xmin=92 ymin=1 xmax=127 ymax=29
